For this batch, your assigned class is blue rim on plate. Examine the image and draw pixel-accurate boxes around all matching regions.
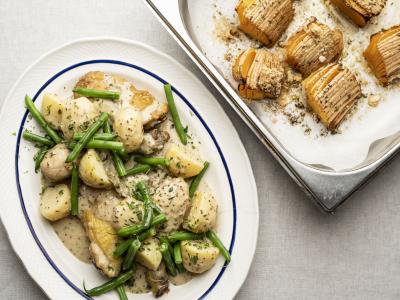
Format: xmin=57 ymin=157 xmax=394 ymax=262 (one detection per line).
xmin=15 ymin=60 xmax=237 ymax=299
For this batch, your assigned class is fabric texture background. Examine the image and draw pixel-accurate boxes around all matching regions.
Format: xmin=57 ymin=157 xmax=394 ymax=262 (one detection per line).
xmin=0 ymin=0 xmax=399 ymax=299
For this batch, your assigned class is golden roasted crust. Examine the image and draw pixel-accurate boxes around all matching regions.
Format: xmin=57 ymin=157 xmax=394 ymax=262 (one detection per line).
xmin=364 ymin=25 xmax=400 ymax=86
xmin=303 ymin=63 xmax=362 ymax=130
xmin=81 ymin=210 xmax=122 ymax=277
xmin=233 ymin=48 xmax=285 ymax=100
xmin=236 ymin=0 xmax=294 ymax=47
xmin=331 ymin=0 xmax=387 ymax=27
xmin=285 ymin=17 xmax=344 ymax=76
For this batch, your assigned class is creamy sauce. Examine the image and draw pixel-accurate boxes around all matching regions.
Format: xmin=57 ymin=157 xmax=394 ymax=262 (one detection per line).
xmin=52 ymin=216 xmax=91 ymax=263
xmin=125 ymin=265 xmax=151 ymax=294
xmin=169 ymin=271 xmax=194 ymax=286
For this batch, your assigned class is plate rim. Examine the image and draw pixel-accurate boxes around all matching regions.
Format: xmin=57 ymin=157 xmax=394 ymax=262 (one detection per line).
xmin=0 ymin=37 xmax=259 ymax=299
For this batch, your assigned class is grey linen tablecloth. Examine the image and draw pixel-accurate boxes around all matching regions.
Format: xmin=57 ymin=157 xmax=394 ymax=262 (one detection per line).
xmin=1 ymin=0 xmax=400 ymax=299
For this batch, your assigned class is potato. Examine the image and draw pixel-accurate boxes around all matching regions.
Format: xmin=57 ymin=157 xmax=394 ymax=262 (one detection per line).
xmin=60 ymin=97 xmax=99 ymax=139
xmin=40 ymin=144 xmax=72 ymax=182
xmin=136 ymin=238 xmax=162 ymax=271
xmin=166 ymin=143 xmax=204 ymax=178
xmin=79 ymin=149 xmax=112 ymax=189
xmin=113 ymin=107 xmax=143 ymax=152
xmin=112 ymin=198 xmax=144 ymax=229
xmin=41 ymin=93 xmax=63 ymax=129
xmin=40 ymin=184 xmax=71 ymax=221
xmin=180 ymin=239 xmax=220 ymax=274
xmin=183 ymin=191 xmax=218 ymax=233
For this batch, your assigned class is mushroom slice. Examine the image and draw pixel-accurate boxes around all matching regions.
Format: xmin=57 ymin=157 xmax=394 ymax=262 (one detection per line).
xmin=364 ymin=25 xmax=400 ymax=86
xmin=285 ymin=17 xmax=344 ymax=76
xmin=236 ymin=0 xmax=294 ymax=47
xmin=303 ymin=63 xmax=362 ymax=130
xmin=81 ymin=210 xmax=122 ymax=277
xmin=234 ymin=48 xmax=285 ymax=100
xmin=330 ymin=0 xmax=387 ymax=27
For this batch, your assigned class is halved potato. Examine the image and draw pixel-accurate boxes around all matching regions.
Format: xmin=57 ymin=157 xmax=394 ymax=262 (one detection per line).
xmin=41 ymin=93 xmax=63 ymax=129
xmin=183 ymin=191 xmax=218 ymax=233
xmin=166 ymin=143 xmax=204 ymax=178
xmin=180 ymin=239 xmax=220 ymax=274
xmin=136 ymin=238 xmax=162 ymax=271
xmin=236 ymin=0 xmax=294 ymax=47
xmin=79 ymin=149 xmax=112 ymax=189
xmin=364 ymin=25 xmax=400 ymax=86
xmin=40 ymin=184 xmax=71 ymax=221
xmin=285 ymin=17 xmax=344 ymax=76
xmin=113 ymin=107 xmax=144 ymax=153
xmin=330 ymin=0 xmax=387 ymax=27
xmin=303 ymin=63 xmax=362 ymax=130
xmin=40 ymin=144 xmax=72 ymax=182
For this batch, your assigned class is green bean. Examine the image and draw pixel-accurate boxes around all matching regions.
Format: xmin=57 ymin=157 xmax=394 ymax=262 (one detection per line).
xmin=168 ymin=231 xmax=204 ymax=243
xmin=122 ymin=240 xmax=141 ymax=271
xmin=67 ymin=140 xmax=123 ymax=152
xmin=173 ymin=242 xmax=183 ymax=264
xmin=136 ymin=181 xmax=154 ymax=228
xmin=134 ymin=156 xmax=169 ymax=166
xmin=125 ymin=164 xmax=151 ymax=177
xmin=116 ymin=285 xmax=128 ymax=300
xmin=136 ymin=181 xmax=151 ymax=204
xmin=189 ymin=161 xmax=210 ymax=198
xmin=158 ymin=236 xmax=174 ymax=256
xmin=22 ymin=130 xmax=54 ymax=146
xmin=164 ymin=84 xmax=187 ymax=145
xmin=118 ymin=148 xmax=129 ymax=161
xmin=73 ymin=87 xmax=120 ymax=100
xmin=65 ymin=112 xmax=108 ymax=162
xmin=114 ymin=238 xmax=134 ymax=257
xmin=117 ymin=214 xmax=167 ymax=237
xmin=70 ymin=163 xmax=79 ymax=216
xmin=142 ymin=204 xmax=153 ymax=229
xmin=138 ymin=226 xmax=156 ymax=241
xmin=176 ymin=263 xmax=185 ymax=273
xmin=206 ymin=230 xmax=231 ymax=264
xmin=84 ymin=270 xmax=134 ymax=296
xmin=73 ymin=132 xmax=116 ymax=141
xmin=33 ymin=147 xmax=48 ymax=173
xmin=103 ymin=121 xmax=126 ymax=177
xmin=160 ymin=242 xmax=177 ymax=276
xmin=25 ymin=95 xmax=62 ymax=143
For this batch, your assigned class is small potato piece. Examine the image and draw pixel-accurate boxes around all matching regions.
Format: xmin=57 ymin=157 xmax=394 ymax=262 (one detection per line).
xmin=233 ymin=48 xmax=257 ymax=82
xmin=41 ymin=93 xmax=63 ymax=129
xmin=79 ymin=149 xmax=112 ymax=189
xmin=112 ymin=198 xmax=144 ymax=229
xmin=183 ymin=191 xmax=218 ymax=233
xmin=60 ymin=97 xmax=99 ymax=139
xmin=181 ymin=239 xmax=220 ymax=274
xmin=364 ymin=25 xmax=400 ymax=86
xmin=166 ymin=143 xmax=204 ymax=178
xmin=236 ymin=0 xmax=294 ymax=47
xmin=136 ymin=238 xmax=162 ymax=271
xmin=40 ymin=144 xmax=72 ymax=182
xmin=40 ymin=184 xmax=71 ymax=221
xmin=113 ymin=107 xmax=144 ymax=152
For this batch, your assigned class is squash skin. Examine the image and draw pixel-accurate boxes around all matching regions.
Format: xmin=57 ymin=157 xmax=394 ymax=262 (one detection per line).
xmin=236 ymin=0 xmax=294 ymax=47
xmin=364 ymin=25 xmax=400 ymax=86
xmin=285 ymin=17 xmax=344 ymax=76
xmin=303 ymin=63 xmax=362 ymax=130
xmin=330 ymin=0 xmax=387 ymax=27
xmin=233 ymin=48 xmax=285 ymax=100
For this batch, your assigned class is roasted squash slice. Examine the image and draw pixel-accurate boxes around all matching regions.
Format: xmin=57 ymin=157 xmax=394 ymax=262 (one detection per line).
xmin=236 ymin=0 xmax=294 ymax=47
xmin=233 ymin=48 xmax=285 ymax=100
xmin=285 ymin=17 xmax=344 ymax=76
xmin=330 ymin=0 xmax=387 ymax=27
xmin=364 ymin=25 xmax=400 ymax=86
xmin=303 ymin=63 xmax=362 ymax=130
